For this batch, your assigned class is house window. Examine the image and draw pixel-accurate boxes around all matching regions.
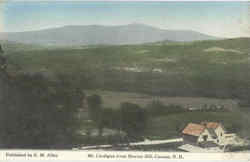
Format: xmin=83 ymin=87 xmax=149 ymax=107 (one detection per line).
xmin=221 ymin=133 xmax=223 ymax=137
xmin=203 ymin=135 xmax=208 ymax=142
xmin=217 ymin=139 xmax=219 ymax=143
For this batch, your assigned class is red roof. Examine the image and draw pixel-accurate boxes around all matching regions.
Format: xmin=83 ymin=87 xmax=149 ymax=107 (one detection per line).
xmin=182 ymin=123 xmax=205 ymax=136
xmin=206 ymin=122 xmax=220 ymax=129
xmin=201 ymin=122 xmax=220 ymax=129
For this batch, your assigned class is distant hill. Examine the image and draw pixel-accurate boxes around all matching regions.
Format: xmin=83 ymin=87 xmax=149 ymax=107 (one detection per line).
xmin=0 ymin=40 xmax=47 ymax=52
xmin=0 ymin=24 xmax=219 ymax=46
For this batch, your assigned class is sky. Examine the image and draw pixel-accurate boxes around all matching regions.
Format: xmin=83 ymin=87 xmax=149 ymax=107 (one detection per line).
xmin=0 ymin=1 xmax=249 ymax=38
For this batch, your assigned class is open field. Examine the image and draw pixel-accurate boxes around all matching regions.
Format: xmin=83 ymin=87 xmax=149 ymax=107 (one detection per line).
xmin=85 ymin=90 xmax=238 ymax=110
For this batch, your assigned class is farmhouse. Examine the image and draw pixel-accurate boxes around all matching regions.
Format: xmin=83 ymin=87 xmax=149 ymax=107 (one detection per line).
xmin=182 ymin=122 xmax=230 ymax=147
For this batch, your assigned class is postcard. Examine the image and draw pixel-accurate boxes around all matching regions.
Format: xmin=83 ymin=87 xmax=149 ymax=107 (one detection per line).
xmin=0 ymin=0 xmax=250 ymax=161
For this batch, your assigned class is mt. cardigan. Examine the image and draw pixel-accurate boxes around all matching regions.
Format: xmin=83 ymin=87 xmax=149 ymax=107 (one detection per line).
xmin=0 ymin=24 xmax=218 ymax=46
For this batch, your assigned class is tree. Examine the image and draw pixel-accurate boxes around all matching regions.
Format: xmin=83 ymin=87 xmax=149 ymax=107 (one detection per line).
xmin=87 ymin=94 xmax=103 ymax=136
xmin=0 ymin=71 xmax=83 ymax=148
xmin=0 ymin=44 xmax=7 ymax=71
xmin=146 ymin=100 xmax=166 ymax=116
xmin=120 ymin=102 xmax=148 ymax=139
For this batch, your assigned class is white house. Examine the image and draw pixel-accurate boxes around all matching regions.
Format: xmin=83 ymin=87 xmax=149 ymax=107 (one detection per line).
xmin=182 ymin=122 xmax=233 ymax=147
xmin=201 ymin=122 xmax=226 ymax=145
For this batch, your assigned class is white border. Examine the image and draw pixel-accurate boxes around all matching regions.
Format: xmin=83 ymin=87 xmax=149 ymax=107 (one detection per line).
xmin=0 ymin=0 xmax=250 ymax=161
xmin=1 ymin=150 xmax=250 ymax=161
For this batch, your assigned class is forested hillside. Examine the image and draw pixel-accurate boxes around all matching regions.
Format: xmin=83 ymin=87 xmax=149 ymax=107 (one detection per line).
xmin=5 ymin=38 xmax=250 ymax=102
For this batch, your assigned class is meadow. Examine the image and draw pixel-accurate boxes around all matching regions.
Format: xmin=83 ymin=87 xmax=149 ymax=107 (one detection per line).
xmin=85 ymin=89 xmax=238 ymax=110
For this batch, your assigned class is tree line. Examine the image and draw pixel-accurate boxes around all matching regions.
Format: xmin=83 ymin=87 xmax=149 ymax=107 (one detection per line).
xmin=86 ymin=94 xmax=148 ymax=142
xmin=0 ymin=45 xmax=85 ymax=148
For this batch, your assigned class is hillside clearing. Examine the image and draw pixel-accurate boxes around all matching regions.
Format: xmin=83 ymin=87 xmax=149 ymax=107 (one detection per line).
xmin=204 ymin=47 xmax=243 ymax=54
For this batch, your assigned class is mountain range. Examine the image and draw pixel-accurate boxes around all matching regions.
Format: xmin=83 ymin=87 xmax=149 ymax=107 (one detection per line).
xmin=0 ymin=24 xmax=219 ymax=46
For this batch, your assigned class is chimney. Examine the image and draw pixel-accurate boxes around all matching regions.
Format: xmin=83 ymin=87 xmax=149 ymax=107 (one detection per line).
xmin=201 ymin=121 xmax=208 ymax=127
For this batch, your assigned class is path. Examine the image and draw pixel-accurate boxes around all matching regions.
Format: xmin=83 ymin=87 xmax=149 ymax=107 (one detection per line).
xmin=77 ymin=138 xmax=183 ymax=150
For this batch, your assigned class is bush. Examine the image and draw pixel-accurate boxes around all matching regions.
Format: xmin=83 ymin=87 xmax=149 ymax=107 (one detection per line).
xmin=120 ymin=102 xmax=148 ymax=138
xmin=101 ymin=108 xmax=121 ymax=130
xmin=146 ymin=100 xmax=186 ymax=116
xmin=226 ymin=145 xmax=250 ymax=152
